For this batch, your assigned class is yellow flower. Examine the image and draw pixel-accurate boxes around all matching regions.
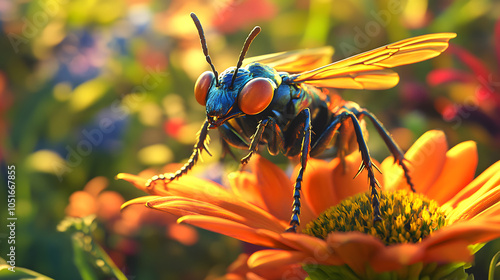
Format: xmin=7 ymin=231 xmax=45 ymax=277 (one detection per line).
xmin=119 ymin=130 xmax=500 ymax=279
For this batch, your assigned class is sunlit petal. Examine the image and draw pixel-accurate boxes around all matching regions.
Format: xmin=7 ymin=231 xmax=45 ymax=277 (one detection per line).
xmin=425 ymin=141 xmax=478 ymax=204
xmin=247 ymin=250 xmax=309 ymax=270
xmin=229 ymin=156 xmax=294 ymax=222
xmin=383 ymin=130 xmax=448 ymax=193
xmin=178 ymin=215 xmax=288 ymax=249
xmin=444 ymin=160 xmax=500 ymax=208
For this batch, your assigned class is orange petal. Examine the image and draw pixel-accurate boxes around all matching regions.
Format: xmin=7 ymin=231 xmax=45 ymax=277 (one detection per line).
xmin=383 ymin=130 xmax=448 ymax=193
xmin=472 ymin=200 xmax=500 ymax=221
xmin=228 ymin=171 xmax=266 ymax=213
xmin=226 ymin=253 xmax=253 ymax=280
xmin=83 ymin=176 xmax=108 ymax=197
xmin=332 ymin=152 xmax=382 ymax=203
xmin=421 ymin=239 xmax=474 ymax=264
xmin=422 ymin=218 xmax=500 ymax=248
xmin=450 ymin=185 xmax=500 ymax=222
xmin=425 ymin=141 xmax=478 ymax=204
xmin=326 ymin=231 xmax=386 ymax=275
xmin=146 ymin=196 xmax=286 ymax=232
xmin=167 ymin=223 xmax=199 ymax=246
xmin=380 ymin=156 xmax=402 ymax=192
xmin=116 ymin=173 xmax=149 ymax=192
xmin=370 ymin=243 xmax=424 ymax=272
xmin=247 ymin=249 xmax=310 ymax=270
xmin=178 ymin=215 xmax=290 ymax=249
xmin=121 ymin=195 xmax=162 ymax=210
xmin=371 ymin=240 xmax=472 ymax=272
xmin=279 ymin=232 xmax=343 ymax=266
xmin=300 ymin=153 xmax=381 ymax=220
xmin=301 ymin=157 xmax=338 ymax=216
xmin=445 ymin=160 xmax=500 ymax=208
xmin=228 ymin=252 xmax=305 ymax=280
xmin=229 ymin=155 xmax=293 ymax=222
xmin=118 ymin=172 xmax=231 ymax=199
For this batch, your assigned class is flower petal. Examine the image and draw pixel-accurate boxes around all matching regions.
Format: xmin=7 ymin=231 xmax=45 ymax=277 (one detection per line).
xmin=382 ymin=130 xmax=448 ymax=193
xmin=449 ymin=44 xmax=491 ymax=82
xmin=279 ymin=233 xmax=342 ymax=265
xmin=116 ymin=173 xmax=149 ymax=192
xmin=326 ymin=232 xmax=386 ymax=275
xmin=117 ymin=172 xmax=231 ymax=200
xmin=121 ymin=195 xmax=162 ymax=210
xmin=146 ymin=196 xmax=286 ymax=232
xmin=301 ymin=158 xmax=338 ymax=216
xmin=472 ymin=200 xmax=500 ymax=222
xmin=422 ymin=218 xmax=500 ymax=249
xmin=445 ymin=160 xmax=500 ymax=208
xmin=121 ymin=170 xmax=292 ymax=231
xmin=229 ymin=155 xmax=294 ymax=222
xmin=370 ymin=243 xmax=424 ymax=272
xmin=247 ymin=249 xmax=309 ymax=270
xmin=332 ymin=152 xmax=382 ymax=204
xmin=427 ymin=69 xmax=475 ymax=86
xmin=178 ymin=215 xmax=290 ymax=249
xmin=425 ymin=141 xmax=478 ymax=204
xmin=422 ymin=239 xmax=474 ymax=264
xmin=226 ymin=253 xmax=304 ymax=280
xmin=450 ymin=185 xmax=500 ymax=222
xmin=301 ymin=153 xmax=381 ymax=219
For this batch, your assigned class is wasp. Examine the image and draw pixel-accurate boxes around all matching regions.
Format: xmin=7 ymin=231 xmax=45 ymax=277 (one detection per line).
xmin=147 ymin=13 xmax=456 ymax=232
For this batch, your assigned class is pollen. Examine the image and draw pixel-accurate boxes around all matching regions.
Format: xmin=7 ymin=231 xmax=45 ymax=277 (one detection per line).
xmin=303 ymin=190 xmax=447 ymax=245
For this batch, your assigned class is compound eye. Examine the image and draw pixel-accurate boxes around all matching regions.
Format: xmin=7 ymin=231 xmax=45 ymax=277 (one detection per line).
xmin=238 ymin=78 xmax=275 ymax=115
xmin=194 ymin=71 xmax=215 ymax=106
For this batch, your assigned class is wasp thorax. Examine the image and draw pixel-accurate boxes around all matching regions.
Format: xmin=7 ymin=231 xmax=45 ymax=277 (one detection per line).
xmin=194 ymin=71 xmax=215 ymax=106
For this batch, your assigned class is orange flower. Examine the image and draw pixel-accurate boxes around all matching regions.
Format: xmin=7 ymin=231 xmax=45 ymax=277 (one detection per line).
xmin=66 ymin=176 xmax=199 ymax=247
xmin=119 ymin=130 xmax=500 ymax=279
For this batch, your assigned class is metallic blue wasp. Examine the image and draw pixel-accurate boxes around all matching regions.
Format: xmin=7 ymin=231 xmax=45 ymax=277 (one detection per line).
xmin=146 ymin=13 xmax=456 ymax=232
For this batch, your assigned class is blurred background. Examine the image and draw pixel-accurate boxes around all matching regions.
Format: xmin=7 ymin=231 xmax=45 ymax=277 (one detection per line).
xmin=1 ymin=0 xmax=500 ymax=279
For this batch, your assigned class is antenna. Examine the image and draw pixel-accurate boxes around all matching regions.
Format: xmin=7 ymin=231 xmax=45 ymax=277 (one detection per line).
xmin=190 ymin=13 xmax=219 ymax=87
xmin=230 ymin=26 xmax=261 ymax=89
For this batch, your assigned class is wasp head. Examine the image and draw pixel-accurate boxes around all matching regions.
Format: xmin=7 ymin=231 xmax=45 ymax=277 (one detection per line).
xmin=194 ymin=63 xmax=281 ymax=128
xmin=191 ymin=13 xmax=280 ymax=129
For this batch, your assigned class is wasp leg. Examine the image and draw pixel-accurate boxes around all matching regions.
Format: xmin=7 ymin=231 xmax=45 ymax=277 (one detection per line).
xmin=328 ymin=110 xmax=383 ymax=223
xmin=286 ymin=108 xmax=312 ymax=232
xmin=240 ymin=120 xmax=265 ymax=165
xmin=310 ymin=118 xmax=342 ymax=157
xmin=357 ymin=109 xmax=415 ymax=192
xmin=146 ymin=119 xmax=211 ymax=188
xmin=218 ymin=123 xmax=250 ymax=161
xmin=241 ymin=118 xmax=276 ymax=165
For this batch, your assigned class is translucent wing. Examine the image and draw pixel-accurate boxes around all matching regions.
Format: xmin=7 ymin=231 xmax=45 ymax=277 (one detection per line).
xmin=288 ymin=33 xmax=457 ymax=90
xmin=243 ymin=47 xmax=334 ymax=73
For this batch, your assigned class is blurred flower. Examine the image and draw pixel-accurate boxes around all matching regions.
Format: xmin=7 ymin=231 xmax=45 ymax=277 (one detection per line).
xmin=212 ymin=0 xmax=277 ymax=34
xmin=120 ymin=130 xmax=500 ymax=279
xmin=66 ymin=176 xmax=199 ymax=251
xmin=66 ymin=176 xmax=123 ymax=220
xmin=427 ymin=19 xmax=500 ymax=140
xmin=0 ymin=71 xmax=13 ymax=162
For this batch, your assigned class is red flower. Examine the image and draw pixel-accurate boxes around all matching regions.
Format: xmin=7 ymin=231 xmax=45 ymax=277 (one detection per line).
xmin=427 ymin=19 xmax=500 ymax=137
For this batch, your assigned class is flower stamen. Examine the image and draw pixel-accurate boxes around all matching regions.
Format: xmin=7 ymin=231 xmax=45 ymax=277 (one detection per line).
xmin=303 ymin=190 xmax=447 ymax=245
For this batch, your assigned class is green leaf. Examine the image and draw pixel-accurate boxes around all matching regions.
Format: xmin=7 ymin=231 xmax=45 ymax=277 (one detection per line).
xmin=0 ymin=257 xmax=53 ymax=279
xmin=488 ymin=251 xmax=500 ymax=280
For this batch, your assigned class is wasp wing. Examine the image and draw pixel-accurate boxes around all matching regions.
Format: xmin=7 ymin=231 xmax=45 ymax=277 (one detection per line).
xmin=288 ymin=33 xmax=457 ymax=90
xmin=242 ymin=47 xmax=334 ymax=73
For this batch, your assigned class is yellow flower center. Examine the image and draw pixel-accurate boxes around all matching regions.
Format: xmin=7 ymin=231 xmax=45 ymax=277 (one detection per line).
xmin=303 ymin=190 xmax=447 ymax=245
